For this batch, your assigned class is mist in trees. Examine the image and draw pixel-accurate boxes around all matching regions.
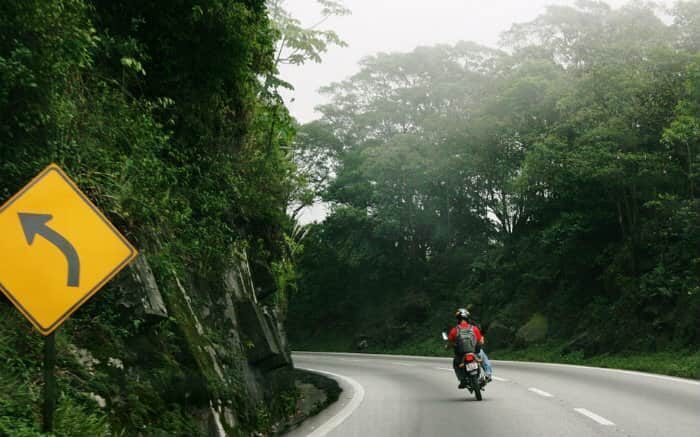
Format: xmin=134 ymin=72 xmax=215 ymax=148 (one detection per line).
xmin=287 ymin=1 xmax=700 ymax=356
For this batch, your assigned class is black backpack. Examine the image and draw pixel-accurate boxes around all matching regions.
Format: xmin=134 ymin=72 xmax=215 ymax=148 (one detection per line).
xmin=454 ymin=325 xmax=477 ymax=355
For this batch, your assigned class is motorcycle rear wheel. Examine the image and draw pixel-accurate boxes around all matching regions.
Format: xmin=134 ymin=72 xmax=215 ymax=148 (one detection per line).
xmin=470 ymin=376 xmax=482 ymax=401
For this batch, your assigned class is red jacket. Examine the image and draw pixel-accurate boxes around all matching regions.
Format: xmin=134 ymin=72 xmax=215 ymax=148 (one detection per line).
xmin=448 ymin=321 xmax=483 ymax=344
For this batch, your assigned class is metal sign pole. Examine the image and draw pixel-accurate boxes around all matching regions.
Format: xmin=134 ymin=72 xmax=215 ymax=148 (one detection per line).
xmin=42 ymin=331 xmax=57 ymax=433
xmin=0 ymin=164 xmax=139 ymax=431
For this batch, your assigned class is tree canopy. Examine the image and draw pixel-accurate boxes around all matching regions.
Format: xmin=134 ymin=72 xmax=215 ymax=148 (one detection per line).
xmin=288 ymin=1 xmax=700 ymax=357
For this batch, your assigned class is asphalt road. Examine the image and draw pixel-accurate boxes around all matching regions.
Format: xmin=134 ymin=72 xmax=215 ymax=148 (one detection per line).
xmin=286 ymin=352 xmax=700 ymax=437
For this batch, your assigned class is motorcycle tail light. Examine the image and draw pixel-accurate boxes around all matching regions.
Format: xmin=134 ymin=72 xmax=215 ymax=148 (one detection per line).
xmin=465 ymin=353 xmax=475 ymax=362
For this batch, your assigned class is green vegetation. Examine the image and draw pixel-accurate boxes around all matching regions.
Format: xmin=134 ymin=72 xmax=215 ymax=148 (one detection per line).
xmin=492 ymin=345 xmax=700 ymax=379
xmin=288 ymin=1 xmax=700 ymax=378
xmin=3 ymin=0 xmax=700 ymax=433
xmin=0 ymin=0 xmax=343 ymax=434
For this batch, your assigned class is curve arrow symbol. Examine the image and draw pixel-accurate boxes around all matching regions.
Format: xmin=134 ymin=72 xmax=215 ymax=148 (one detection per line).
xmin=19 ymin=213 xmax=80 ymax=287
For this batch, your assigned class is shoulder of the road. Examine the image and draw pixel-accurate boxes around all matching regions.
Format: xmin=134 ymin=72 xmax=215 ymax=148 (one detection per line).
xmin=285 ymin=367 xmax=365 ymax=437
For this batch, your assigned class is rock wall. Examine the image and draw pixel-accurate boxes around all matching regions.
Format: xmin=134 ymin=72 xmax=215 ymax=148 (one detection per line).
xmin=0 ymin=239 xmax=295 ymax=435
xmin=81 ymin=246 xmax=294 ymax=436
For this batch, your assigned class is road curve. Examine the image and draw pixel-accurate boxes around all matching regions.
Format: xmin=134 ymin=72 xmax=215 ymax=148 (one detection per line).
xmin=286 ymin=352 xmax=700 ymax=437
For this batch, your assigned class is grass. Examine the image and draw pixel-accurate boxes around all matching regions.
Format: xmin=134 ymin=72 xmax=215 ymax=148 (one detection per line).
xmin=490 ymin=343 xmax=700 ymax=379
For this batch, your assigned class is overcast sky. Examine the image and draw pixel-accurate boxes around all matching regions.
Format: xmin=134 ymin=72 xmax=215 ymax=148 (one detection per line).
xmin=278 ymin=0 xmax=675 ymax=124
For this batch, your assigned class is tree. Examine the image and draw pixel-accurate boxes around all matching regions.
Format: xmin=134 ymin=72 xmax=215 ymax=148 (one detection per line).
xmin=288 ymin=1 xmax=700 ymax=356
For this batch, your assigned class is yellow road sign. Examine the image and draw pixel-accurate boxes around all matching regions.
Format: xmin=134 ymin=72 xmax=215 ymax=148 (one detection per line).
xmin=0 ymin=164 xmax=138 ymax=335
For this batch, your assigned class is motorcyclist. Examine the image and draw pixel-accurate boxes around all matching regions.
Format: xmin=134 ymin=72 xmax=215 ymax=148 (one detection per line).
xmin=447 ymin=308 xmax=492 ymax=388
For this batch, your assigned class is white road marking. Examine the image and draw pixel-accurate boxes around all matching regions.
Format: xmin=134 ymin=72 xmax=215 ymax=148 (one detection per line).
xmin=390 ymin=361 xmax=416 ymax=367
xmin=528 ymin=387 xmax=554 ymax=397
xmin=297 ymin=367 xmax=366 ymax=437
xmin=435 ymin=367 xmax=453 ymax=371
xmin=295 ymin=352 xmax=700 ymax=387
xmin=495 ymin=359 xmax=700 ymax=387
xmin=574 ymin=408 xmax=615 ymax=426
xmin=492 ymin=376 xmax=509 ymax=382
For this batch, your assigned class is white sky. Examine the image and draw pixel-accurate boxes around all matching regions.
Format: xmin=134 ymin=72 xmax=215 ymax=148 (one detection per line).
xmin=279 ymin=0 xmax=674 ymax=124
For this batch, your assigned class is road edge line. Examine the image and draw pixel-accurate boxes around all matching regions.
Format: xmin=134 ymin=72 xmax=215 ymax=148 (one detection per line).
xmin=292 ymin=352 xmax=700 ymax=386
xmin=296 ymin=367 xmax=365 ymax=437
xmin=495 ymin=360 xmax=700 ymax=386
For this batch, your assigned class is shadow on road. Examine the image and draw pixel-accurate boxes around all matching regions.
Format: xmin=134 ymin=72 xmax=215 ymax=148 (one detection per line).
xmin=430 ymin=397 xmax=493 ymax=403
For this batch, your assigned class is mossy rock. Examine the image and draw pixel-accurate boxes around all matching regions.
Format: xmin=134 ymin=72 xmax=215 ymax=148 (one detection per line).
xmin=485 ymin=320 xmax=515 ymax=349
xmin=562 ymin=332 xmax=604 ymax=358
xmin=516 ymin=313 xmax=548 ymax=345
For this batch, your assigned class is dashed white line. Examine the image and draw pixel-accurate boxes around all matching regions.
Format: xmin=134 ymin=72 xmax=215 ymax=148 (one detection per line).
xmin=492 ymin=376 xmax=509 ymax=382
xmin=435 ymin=367 xmax=453 ymax=371
xmin=574 ymin=408 xmax=615 ymax=426
xmin=528 ymin=387 xmax=554 ymax=397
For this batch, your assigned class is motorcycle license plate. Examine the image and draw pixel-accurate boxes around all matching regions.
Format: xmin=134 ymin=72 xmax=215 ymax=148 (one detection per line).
xmin=466 ymin=362 xmax=478 ymax=371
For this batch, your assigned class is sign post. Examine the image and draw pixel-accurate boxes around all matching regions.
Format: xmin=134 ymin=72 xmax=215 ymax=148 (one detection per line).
xmin=42 ymin=332 xmax=57 ymax=432
xmin=0 ymin=164 xmax=138 ymax=431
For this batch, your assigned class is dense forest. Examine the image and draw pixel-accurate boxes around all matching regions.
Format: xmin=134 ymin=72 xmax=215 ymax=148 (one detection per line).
xmin=287 ymin=0 xmax=700 ymax=375
xmin=0 ymin=0 xmax=319 ymax=435
xmin=2 ymin=0 xmax=700 ymax=434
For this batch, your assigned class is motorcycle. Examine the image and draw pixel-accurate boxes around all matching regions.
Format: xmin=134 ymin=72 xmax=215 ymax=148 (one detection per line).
xmin=442 ymin=332 xmax=486 ymax=401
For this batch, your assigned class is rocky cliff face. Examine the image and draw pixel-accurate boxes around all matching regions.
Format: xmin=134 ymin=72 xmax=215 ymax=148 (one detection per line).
xmin=116 ymin=248 xmax=294 ymax=435
xmin=0 ymin=246 xmax=296 ymax=436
